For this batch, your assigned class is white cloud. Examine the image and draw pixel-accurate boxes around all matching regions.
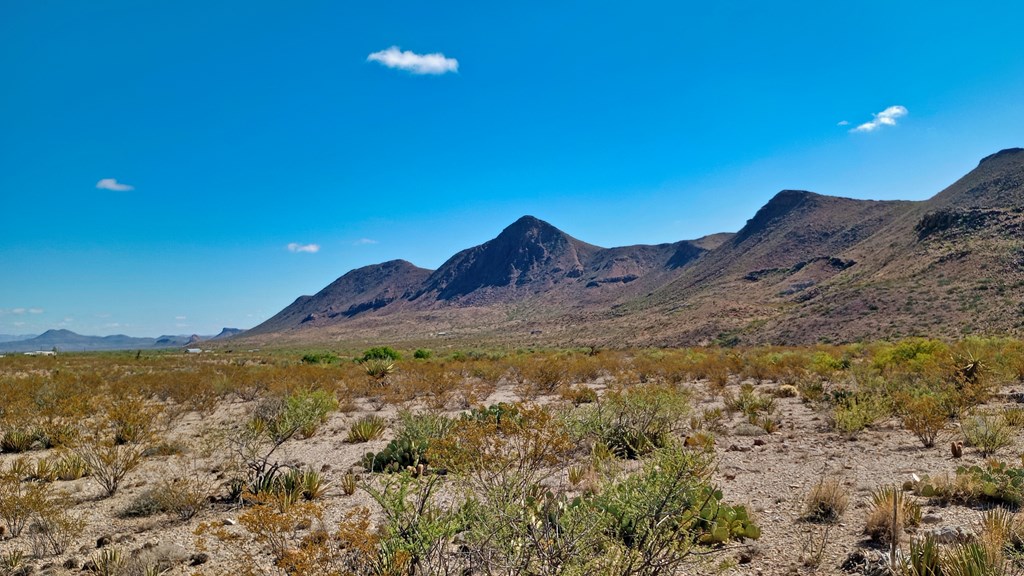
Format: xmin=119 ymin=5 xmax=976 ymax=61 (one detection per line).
xmin=175 ymin=315 xmax=187 ymax=321
xmin=10 ymin=308 xmax=25 ymax=315
xmin=851 ymin=105 xmax=908 ymax=133
xmin=837 ymin=120 xmax=849 ymax=126
xmin=96 ymin=178 xmax=135 ymax=191
xmin=28 ymin=308 xmax=43 ymax=314
xmin=367 ymin=46 xmax=459 ymax=75
xmin=353 ymin=238 xmax=379 ymax=246
xmin=287 ymin=242 xmax=320 ymax=254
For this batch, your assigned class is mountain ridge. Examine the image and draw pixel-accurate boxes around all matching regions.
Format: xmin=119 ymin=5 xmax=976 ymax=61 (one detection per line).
xmin=240 ymin=149 xmax=1024 ymax=346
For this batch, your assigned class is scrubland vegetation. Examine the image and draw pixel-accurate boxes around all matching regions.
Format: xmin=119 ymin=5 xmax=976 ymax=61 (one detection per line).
xmin=3 ymin=338 xmax=1024 ymax=574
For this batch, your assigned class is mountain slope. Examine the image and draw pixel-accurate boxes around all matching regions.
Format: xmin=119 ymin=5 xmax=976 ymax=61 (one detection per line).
xmin=240 ymin=148 xmax=1024 ymax=347
xmin=412 ymin=216 xmax=602 ymax=304
xmin=247 ymin=260 xmax=432 ymax=335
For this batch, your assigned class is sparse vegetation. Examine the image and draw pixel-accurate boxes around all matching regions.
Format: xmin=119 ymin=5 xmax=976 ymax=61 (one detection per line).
xmin=0 ymin=338 xmax=1023 ymax=574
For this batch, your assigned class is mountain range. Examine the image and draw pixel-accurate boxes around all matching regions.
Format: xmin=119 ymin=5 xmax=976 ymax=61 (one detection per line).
xmin=0 ymin=328 xmax=245 ymax=353
xmin=239 ymin=148 xmax=1024 ymax=347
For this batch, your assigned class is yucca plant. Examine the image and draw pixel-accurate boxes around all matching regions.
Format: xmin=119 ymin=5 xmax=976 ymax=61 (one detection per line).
xmin=0 ymin=550 xmax=25 ymax=573
xmin=942 ymin=542 xmax=1006 ymax=576
xmin=340 ymin=473 xmax=357 ymax=496
xmin=1 ymin=429 xmax=35 ymax=453
xmin=865 ymin=485 xmax=921 ymax=544
xmin=347 ymin=415 xmax=387 ymax=443
xmin=364 ymin=358 xmax=396 ymax=383
xmin=91 ymin=547 xmax=126 ymax=576
xmin=901 ymin=535 xmax=942 ymax=576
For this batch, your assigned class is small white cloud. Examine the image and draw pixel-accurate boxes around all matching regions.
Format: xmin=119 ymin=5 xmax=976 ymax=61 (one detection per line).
xmin=837 ymin=120 xmax=849 ymax=126
xmin=367 ymin=46 xmax=459 ymax=75
xmin=28 ymin=308 xmax=43 ymax=314
xmin=851 ymin=105 xmax=908 ymax=133
xmin=353 ymin=238 xmax=379 ymax=246
xmin=96 ymin=178 xmax=135 ymax=191
xmin=175 ymin=315 xmax=187 ymax=321
xmin=287 ymin=242 xmax=320 ymax=254
xmin=12 ymin=321 xmax=25 ymax=327
xmin=11 ymin=308 xmax=25 ymax=315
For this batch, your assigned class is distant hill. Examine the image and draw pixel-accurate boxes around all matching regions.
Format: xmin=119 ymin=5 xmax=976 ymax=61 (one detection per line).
xmin=0 ymin=328 xmax=247 ymax=353
xmin=232 ymin=148 xmax=1024 ymax=346
xmin=0 ymin=334 xmax=37 ymax=344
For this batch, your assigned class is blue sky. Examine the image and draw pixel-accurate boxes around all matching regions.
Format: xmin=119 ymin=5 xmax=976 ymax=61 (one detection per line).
xmin=2 ymin=0 xmax=1023 ymax=337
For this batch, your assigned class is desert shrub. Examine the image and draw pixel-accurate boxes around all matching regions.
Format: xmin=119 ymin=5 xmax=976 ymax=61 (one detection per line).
xmin=120 ymin=488 xmax=167 ymax=518
xmin=412 ymin=348 xmax=432 ymax=360
xmin=0 ymin=471 xmax=50 ymax=537
xmin=831 ymin=394 xmax=890 ymax=436
xmin=803 ymin=477 xmax=848 ymax=522
xmin=593 ymin=445 xmax=760 ymax=575
xmin=359 ymin=472 xmax=464 ymax=575
xmin=872 ymin=338 xmax=950 ymax=374
xmin=361 ymin=346 xmax=401 ymax=362
xmin=723 ymin=384 xmax=776 ymax=419
xmin=962 ymin=411 xmax=1012 ymax=456
xmin=252 ymin=389 xmax=338 ymax=442
xmin=395 ymin=411 xmax=453 ymax=444
xmin=809 ymin=351 xmax=849 ymax=377
xmin=900 ymin=393 xmax=948 ymax=448
xmin=27 ymin=505 xmax=85 ymax=556
xmin=689 ymin=407 xmax=726 ymax=434
xmin=346 ymin=415 xmax=388 ymax=443
xmin=77 ymin=441 xmax=145 ymax=497
xmin=466 ymin=402 xmax=521 ymax=423
xmin=430 ymin=404 xmax=574 ymax=490
xmin=107 ymin=395 xmax=162 ymax=445
xmin=568 ymin=384 xmax=690 ymax=459
xmin=515 ymin=357 xmax=568 ymax=397
xmin=301 ymin=351 xmax=339 ymax=365
xmin=231 ymin=492 xmax=325 ymax=561
xmin=864 ymin=485 xmax=921 ymax=544
xmin=560 ymin=384 xmax=599 ymax=405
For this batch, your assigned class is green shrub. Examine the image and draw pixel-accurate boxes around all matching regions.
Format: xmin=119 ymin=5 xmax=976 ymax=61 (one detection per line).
xmin=395 ymin=411 xmax=453 ymax=444
xmin=831 ymin=395 xmax=889 ymax=436
xmin=594 ymin=445 xmax=759 ymax=574
xmin=301 ymin=351 xmax=339 ymax=365
xmin=962 ymin=411 xmax=1012 ymax=456
xmin=252 ymin=389 xmax=339 ymax=441
xmin=413 ymin=349 xmax=433 ymax=360
xmin=900 ymin=393 xmax=948 ymax=448
xmin=569 ymin=384 xmax=690 ymax=459
xmin=361 ymin=346 xmax=401 ymax=362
